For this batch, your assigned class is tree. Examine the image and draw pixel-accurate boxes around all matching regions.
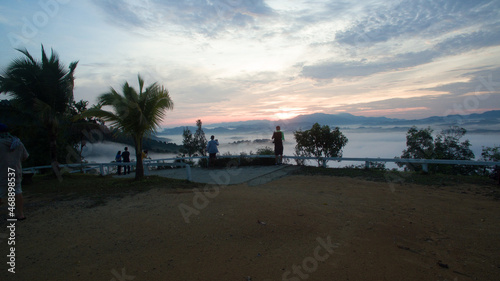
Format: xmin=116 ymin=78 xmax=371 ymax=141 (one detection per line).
xmin=194 ymin=119 xmax=207 ymax=156
xmin=481 ymin=145 xmax=500 ymax=181
xmin=181 ymin=127 xmax=197 ymax=157
xmin=434 ymin=126 xmax=474 ymax=174
xmin=399 ymin=126 xmax=475 ymax=174
xmin=181 ymin=119 xmax=207 ymax=157
xmin=0 ymin=46 xmax=78 ymax=169
xmin=65 ymin=100 xmax=106 ymax=169
xmin=401 ymin=126 xmax=434 ymax=160
xmin=80 ymin=75 xmax=173 ymax=180
xmin=294 ymin=123 xmax=348 ymax=167
xmin=481 ymin=145 xmax=500 ymax=162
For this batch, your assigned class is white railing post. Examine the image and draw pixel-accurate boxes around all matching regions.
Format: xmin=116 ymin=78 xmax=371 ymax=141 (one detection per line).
xmin=186 ymin=164 xmax=192 ymax=181
xmin=422 ymin=163 xmax=429 ymax=173
xmin=22 ymin=157 xmax=500 ymax=177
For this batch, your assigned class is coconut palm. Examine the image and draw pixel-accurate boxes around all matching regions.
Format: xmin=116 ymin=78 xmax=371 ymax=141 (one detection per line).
xmin=81 ymin=75 xmax=173 ymax=179
xmin=0 ymin=45 xmax=78 ymax=168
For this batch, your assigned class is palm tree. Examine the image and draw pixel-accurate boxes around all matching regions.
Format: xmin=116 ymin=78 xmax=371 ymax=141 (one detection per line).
xmin=81 ymin=75 xmax=173 ymax=179
xmin=0 ymin=45 xmax=78 ymax=169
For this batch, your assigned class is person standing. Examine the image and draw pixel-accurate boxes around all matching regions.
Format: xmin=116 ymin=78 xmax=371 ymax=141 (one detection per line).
xmin=272 ymin=126 xmax=284 ymax=165
xmin=115 ymin=150 xmax=122 ymax=175
xmin=206 ymin=135 xmax=219 ymax=168
xmin=0 ymin=123 xmax=29 ymax=220
xmin=122 ymin=147 xmax=131 ymax=174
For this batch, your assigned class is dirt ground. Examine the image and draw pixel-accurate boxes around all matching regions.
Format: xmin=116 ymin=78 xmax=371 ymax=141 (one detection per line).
xmin=2 ymin=174 xmax=500 ymax=281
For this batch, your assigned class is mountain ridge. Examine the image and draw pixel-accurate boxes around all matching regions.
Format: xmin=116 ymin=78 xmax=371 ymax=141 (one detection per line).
xmin=160 ymin=110 xmax=500 ymax=135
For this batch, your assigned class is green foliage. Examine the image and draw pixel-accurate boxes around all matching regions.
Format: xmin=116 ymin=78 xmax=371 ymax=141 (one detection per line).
xmin=401 ymin=126 xmax=434 ymax=160
xmin=194 ymin=119 xmax=207 ymax=156
xmin=480 ymin=145 xmax=500 ymax=178
xmin=345 ymin=161 xmax=387 ymax=170
xmin=197 ymin=147 xmax=277 ymax=168
xmin=293 ymin=123 xmax=348 ymax=167
xmin=0 ymin=46 xmax=79 ymax=167
xmin=182 ymin=119 xmax=207 ymax=157
xmin=181 ymin=127 xmax=197 ymax=157
xmin=250 ymin=147 xmax=276 ymax=166
xmin=481 ymin=145 xmax=500 ymax=162
xmin=400 ymin=126 xmax=475 ymax=174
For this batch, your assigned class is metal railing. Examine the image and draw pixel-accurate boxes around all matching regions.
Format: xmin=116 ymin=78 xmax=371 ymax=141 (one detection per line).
xmin=22 ymin=155 xmax=500 ymax=180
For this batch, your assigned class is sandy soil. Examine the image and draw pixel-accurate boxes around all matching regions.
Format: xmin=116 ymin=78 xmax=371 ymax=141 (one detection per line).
xmin=2 ymin=175 xmax=500 ymax=281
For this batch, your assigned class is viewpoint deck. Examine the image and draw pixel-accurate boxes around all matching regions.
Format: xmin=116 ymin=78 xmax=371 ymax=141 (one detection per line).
xmin=115 ymin=165 xmax=297 ymax=185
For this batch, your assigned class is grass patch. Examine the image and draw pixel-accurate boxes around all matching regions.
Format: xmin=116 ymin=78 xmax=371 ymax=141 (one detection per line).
xmin=294 ymin=166 xmax=498 ymax=187
xmin=21 ymin=173 xmax=201 ymax=207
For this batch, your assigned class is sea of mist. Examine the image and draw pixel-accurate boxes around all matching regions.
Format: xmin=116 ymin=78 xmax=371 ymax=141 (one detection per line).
xmin=82 ymin=129 xmax=499 ymax=169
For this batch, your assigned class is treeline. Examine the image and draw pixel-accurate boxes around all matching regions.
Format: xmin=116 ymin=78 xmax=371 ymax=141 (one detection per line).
xmin=396 ymin=126 xmax=499 ymax=176
xmin=291 ymin=123 xmax=499 ymax=176
xmin=103 ymin=128 xmax=182 ymax=154
xmin=0 ymin=45 xmax=177 ymax=180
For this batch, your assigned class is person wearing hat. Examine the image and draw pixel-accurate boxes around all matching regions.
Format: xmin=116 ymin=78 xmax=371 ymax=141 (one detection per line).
xmin=0 ymin=123 xmax=29 ymax=220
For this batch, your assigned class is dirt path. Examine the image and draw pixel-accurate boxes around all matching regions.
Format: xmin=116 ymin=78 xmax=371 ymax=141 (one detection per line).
xmin=2 ymin=175 xmax=500 ymax=280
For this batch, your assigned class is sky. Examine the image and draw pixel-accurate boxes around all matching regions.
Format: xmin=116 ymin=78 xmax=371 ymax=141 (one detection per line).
xmin=1 ymin=0 xmax=500 ymax=127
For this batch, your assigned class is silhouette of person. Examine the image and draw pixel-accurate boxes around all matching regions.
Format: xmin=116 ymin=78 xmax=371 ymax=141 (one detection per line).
xmin=272 ymin=126 xmax=284 ymax=165
xmin=115 ymin=150 xmax=122 ymax=175
xmin=121 ymin=147 xmax=131 ymax=174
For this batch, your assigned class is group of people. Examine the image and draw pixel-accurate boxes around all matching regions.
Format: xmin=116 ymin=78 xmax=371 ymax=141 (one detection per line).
xmin=206 ymin=125 xmax=285 ymax=167
xmin=111 ymin=126 xmax=285 ymax=172
xmin=114 ymin=148 xmax=151 ymax=175
xmin=114 ymin=147 xmax=131 ymax=175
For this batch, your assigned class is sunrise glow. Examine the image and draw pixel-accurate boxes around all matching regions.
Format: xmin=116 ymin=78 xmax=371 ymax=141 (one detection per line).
xmin=0 ymin=1 xmax=498 ymax=127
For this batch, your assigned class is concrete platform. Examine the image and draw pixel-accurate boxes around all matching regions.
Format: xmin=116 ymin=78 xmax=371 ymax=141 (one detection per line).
xmin=115 ymin=165 xmax=298 ymax=185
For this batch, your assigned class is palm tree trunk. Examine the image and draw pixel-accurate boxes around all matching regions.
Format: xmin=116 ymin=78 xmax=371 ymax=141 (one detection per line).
xmin=49 ymin=126 xmax=60 ymax=173
xmin=134 ymin=136 xmax=144 ymax=180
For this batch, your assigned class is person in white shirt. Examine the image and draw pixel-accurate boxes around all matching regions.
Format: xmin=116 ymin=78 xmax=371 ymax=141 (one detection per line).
xmin=206 ymin=135 xmax=219 ymax=168
xmin=0 ymin=123 xmax=29 ymax=220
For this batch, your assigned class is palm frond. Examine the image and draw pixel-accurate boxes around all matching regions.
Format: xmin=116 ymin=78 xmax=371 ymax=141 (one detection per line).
xmin=80 ymin=107 xmax=122 ymax=128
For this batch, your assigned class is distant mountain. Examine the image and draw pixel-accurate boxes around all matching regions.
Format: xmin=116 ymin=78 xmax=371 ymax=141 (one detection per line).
xmin=285 ymin=112 xmax=401 ymax=129
xmin=283 ymin=110 xmax=500 ymax=130
xmin=159 ymin=110 xmax=500 ymax=135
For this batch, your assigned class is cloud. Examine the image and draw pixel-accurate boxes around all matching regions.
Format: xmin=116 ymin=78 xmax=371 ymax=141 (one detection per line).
xmin=338 ymin=91 xmax=500 ymax=119
xmin=301 ymin=50 xmax=437 ymax=79
xmin=92 ymin=0 xmax=275 ymax=37
xmin=424 ymin=66 xmax=500 ymax=96
xmin=92 ymin=0 xmax=146 ymax=28
xmin=433 ymin=22 xmax=500 ymax=55
xmin=335 ymin=0 xmax=500 ymax=46
xmin=301 ymin=20 xmax=500 ymax=80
